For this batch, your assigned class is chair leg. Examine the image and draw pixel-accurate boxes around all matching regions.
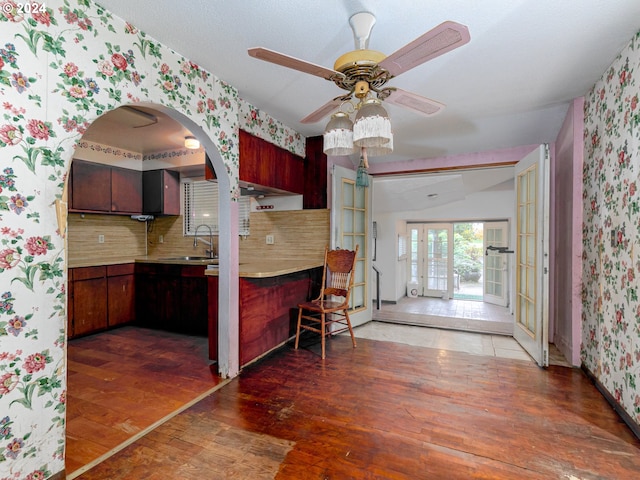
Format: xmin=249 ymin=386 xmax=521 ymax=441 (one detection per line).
xmin=344 ymin=310 xmax=357 ymax=348
xmin=295 ymin=307 xmax=303 ymax=350
xmin=320 ymin=312 xmax=326 ymax=359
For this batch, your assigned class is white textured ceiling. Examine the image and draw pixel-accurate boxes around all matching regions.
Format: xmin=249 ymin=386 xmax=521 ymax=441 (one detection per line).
xmin=94 ymin=0 xmax=640 ymax=167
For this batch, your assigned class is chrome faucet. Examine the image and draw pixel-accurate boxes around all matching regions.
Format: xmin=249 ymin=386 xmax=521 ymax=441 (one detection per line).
xmin=193 ymin=224 xmax=215 ymax=258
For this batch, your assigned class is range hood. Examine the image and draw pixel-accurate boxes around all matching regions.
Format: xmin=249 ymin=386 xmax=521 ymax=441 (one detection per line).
xmin=238 ymin=181 xmax=299 ymax=197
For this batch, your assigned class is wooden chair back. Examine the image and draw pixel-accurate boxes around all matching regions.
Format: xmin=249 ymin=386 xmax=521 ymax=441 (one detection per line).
xmin=317 ymin=245 xmax=359 ymax=304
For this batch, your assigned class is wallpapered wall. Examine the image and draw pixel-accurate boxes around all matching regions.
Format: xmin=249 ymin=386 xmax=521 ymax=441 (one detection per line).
xmin=582 ymin=31 xmax=640 ymax=426
xmin=0 ymin=1 xmax=303 ymax=477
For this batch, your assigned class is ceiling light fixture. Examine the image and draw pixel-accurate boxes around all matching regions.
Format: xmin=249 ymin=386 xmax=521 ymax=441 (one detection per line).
xmin=323 ymin=95 xmax=393 ymax=160
xmin=184 ymin=135 xmax=200 ymax=149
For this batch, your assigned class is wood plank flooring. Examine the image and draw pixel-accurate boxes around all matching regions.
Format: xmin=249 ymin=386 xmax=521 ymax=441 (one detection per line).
xmin=73 ymin=331 xmax=640 ymax=479
xmin=66 ymin=326 xmax=222 ymax=476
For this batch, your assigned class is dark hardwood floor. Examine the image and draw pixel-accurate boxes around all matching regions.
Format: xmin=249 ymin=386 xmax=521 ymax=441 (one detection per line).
xmin=71 ymin=329 xmax=640 ymax=479
xmin=66 ymin=326 xmax=223 ymax=476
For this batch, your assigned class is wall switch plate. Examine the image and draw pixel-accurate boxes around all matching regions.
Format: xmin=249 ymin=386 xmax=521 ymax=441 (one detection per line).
xmin=98 ymin=234 xmax=105 ymax=244
xmin=159 ymin=235 xmax=164 ymax=244
xmin=266 ymin=234 xmax=275 ymax=245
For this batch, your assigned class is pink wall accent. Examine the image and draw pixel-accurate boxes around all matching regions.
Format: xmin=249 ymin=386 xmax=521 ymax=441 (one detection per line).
xmin=553 ymin=97 xmax=584 ymax=366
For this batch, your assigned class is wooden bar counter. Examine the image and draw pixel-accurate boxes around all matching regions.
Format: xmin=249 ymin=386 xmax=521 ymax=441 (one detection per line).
xmin=205 ymin=260 xmax=322 ymax=366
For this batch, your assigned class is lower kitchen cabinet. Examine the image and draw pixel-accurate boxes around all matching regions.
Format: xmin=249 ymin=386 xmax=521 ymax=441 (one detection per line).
xmin=69 ymin=266 xmax=108 ymax=338
xmin=207 ymin=276 xmax=219 ymax=362
xmin=135 ymin=263 xmax=208 ymax=336
xmin=68 ymin=263 xmax=136 ymax=338
xmin=107 ymin=264 xmax=135 ymax=328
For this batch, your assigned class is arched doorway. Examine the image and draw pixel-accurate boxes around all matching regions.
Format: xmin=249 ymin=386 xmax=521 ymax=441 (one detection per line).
xmin=63 ymin=104 xmax=237 ymax=476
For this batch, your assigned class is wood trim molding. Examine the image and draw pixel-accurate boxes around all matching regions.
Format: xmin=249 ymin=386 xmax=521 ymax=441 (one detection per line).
xmin=581 ymin=364 xmax=640 ymax=440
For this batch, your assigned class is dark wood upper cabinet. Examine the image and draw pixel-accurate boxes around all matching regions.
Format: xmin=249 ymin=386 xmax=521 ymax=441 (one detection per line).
xmin=239 ymin=130 xmax=304 ymax=195
xmin=111 ymin=166 xmax=143 ymax=214
xmin=206 ymin=131 xmax=327 ymax=207
xmin=143 ymin=169 xmax=180 ymax=216
xmin=70 ymin=160 xmax=112 ymax=212
xmin=303 ymin=136 xmax=327 ymax=209
xmin=70 ymin=160 xmax=142 ymax=215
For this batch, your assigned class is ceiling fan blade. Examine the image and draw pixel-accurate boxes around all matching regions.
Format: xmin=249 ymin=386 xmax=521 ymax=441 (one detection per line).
xmin=384 ymin=88 xmax=445 ymax=116
xmin=248 ymin=47 xmax=344 ymax=81
xmin=300 ymin=97 xmax=344 ymax=124
xmin=378 ymin=21 xmax=470 ymax=77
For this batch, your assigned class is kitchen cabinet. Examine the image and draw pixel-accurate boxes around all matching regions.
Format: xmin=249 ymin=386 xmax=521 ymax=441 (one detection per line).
xmin=68 ymin=266 xmax=108 ymax=338
xmin=205 ymin=130 xmax=304 ymax=194
xmin=68 ymin=264 xmax=136 ymax=338
xmin=107 ymin=264 xmax=135 ymax=328
xmin=69 ymin=160 xmax=142 ymax=214
xmin=135 ymin=263 xmax=208 ymax=335
xmin=303 ymin=135 xmax=327 ymax=209
xmin=142 ymin=169 xmax=180 ymax=215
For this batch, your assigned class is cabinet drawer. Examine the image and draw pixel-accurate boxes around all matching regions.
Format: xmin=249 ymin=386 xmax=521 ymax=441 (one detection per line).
xmin=71 ymin=266 xmax=106 ymax=281
xmin=107 ymin=263 xmax=135 ymax=276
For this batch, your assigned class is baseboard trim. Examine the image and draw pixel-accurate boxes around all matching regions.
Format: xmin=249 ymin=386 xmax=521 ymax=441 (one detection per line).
xmin=581 ymin=364 xmax=640 ymax=441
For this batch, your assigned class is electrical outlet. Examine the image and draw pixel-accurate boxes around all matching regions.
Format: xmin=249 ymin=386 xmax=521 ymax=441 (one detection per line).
xmin=266 ymin=234 xmax=275 ymax=245
xmin=98 ymin=234 xmax=105 ymax=244
xmin=159 ymin=234 xmax=164 ymax=244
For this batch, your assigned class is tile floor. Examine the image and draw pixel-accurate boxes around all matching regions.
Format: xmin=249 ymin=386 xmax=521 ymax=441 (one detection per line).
xmin=373 ymin=296 xmax=513 ymax=335
xmin=351 ymin=321 xmax=533 ymax=362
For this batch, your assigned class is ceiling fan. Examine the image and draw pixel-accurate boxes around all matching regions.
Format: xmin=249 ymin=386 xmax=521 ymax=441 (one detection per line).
xmin=248 ymin=12 xmax=470 ymax=124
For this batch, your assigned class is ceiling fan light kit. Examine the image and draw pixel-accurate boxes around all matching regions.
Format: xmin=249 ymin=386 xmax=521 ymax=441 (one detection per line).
xmin=353 ymin=98 xmax=392 ymax=150
xmin=249 ymin=10 xmax=470 ymax=160
xmin=323 ymin=112 xmax=355 ymax=156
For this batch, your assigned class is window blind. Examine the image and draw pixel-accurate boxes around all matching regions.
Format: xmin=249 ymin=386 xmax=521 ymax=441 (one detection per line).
xmin=183 ymin=180 xmax=250 ymax=236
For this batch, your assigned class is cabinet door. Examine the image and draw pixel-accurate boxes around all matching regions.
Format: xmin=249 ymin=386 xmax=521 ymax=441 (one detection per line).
xmin=111 ymin=167 xmax=142 ymax=214
xmin=303 ymin=136 xmax=327 ymax=209
xmin=107 ymin=264 xmax=135 ymax=327
xmin=70 ymin=160 xmax=111 ymax=212
xmin=72 ymin=268 xmax=108 ymax=337
xmin=143 ymin=170 xmax=180 ymax=215
xmin=180 ymin=273 xmax=208 ymax=336
xmin=162 ymin=170 xmax=181 ymax=215
xmin=135 ymin=267 xmax=158 ymax=328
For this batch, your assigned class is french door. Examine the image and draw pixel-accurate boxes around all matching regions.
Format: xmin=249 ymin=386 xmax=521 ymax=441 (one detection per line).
xmin=513 ymin=145 xmax=550 ymax=367
xmin=408 ymin=223 xmax=454 ymax=298
xmin=483 ymin=221 xmax=509 ymax=306
xmin=331 ymin=165 xmax=371 ymax=327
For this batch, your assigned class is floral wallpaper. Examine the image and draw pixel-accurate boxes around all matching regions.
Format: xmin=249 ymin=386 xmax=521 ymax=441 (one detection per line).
xmin=0 ymin=0 xmax=304 ymax=477
xmin=582 ymin=31 xmax=640 ymax=426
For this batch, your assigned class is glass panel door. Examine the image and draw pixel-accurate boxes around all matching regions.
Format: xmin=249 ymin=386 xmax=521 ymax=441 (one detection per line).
xmin=483 ymin=221 xmax=509 ymax=306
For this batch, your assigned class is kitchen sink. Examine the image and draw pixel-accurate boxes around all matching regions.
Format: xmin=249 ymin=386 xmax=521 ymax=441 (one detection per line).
xmin=158 ymin=256 xmax=218 ymax=262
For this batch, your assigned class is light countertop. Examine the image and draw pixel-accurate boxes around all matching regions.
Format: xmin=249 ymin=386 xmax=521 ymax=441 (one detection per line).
xmin=68 ymin=257 xmax=322 ymax=278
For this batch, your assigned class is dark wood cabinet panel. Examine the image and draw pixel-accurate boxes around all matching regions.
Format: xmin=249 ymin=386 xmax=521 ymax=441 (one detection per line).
xmin=107 ymin=264 xmax=135 ymax=328
xmin=304 ymin=136 xmax=327 ymax=209
xmin=70 ymin=160 xmax=111 ymax=212
xmin=111 ymin=167 xmax=142 ymax=214
xmin=239 ymin=269 xmax=319 ymax=366
xmin=70 ymin=264 xmax=136 ymax=338
xmin=71 ymin=266 xmax=108 ymax=337
xmin=239 ymin=130 xmax=305 ymax=195
xmin=143 ymin=169 xmax=180 ymax=215
xmin=70 ymin=160 xmax=143 ymax=215
xmin=135 ymin=263 xmax=207 ymax=335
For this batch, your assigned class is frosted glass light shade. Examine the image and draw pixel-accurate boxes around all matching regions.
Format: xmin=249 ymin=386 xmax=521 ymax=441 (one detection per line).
xmin=184 ymin=136 xmax=200 ymax=149
xmin=353 ymin=98 xmax=392 ymax=150
xmin=323 ymin=112 xmax=355 ymax=156
xmin=363 ymin=133 xmax=393 ymax=156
